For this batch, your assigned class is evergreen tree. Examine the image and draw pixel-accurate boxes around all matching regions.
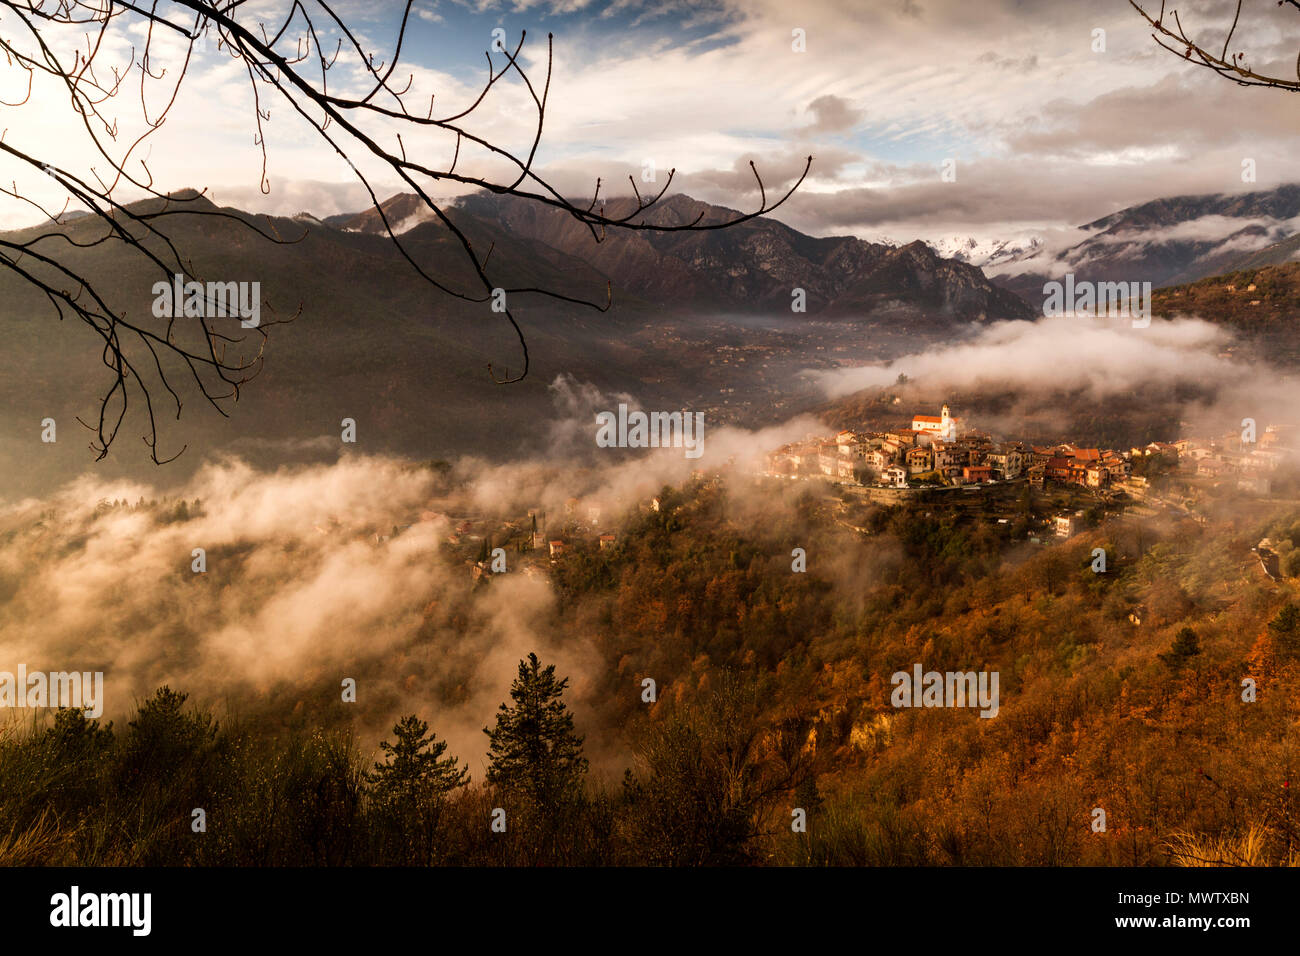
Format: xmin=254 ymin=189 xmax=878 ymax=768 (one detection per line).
xmin=122 ymin=686 xmax=215 ymax=770
xmin=44 ymin=707 xmax=113 ymax=756
xmin=484 ymin=653 xmax=587 ymax=805
xmin=1268 ymin=602 xmax=1300 ymax=660
xmin=1159 ymin=626 xmax=1201 ymax=669
xmin=39 ymin=709 xmax=114 ymax=818
xmin=367 ymin=715 xmax=468 ymax=803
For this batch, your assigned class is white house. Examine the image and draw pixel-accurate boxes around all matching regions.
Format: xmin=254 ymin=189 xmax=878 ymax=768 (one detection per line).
xmin=881 ymin=466 xmax=908 ymax=488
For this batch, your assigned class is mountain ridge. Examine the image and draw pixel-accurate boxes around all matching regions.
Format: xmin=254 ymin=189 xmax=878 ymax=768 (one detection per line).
xmin=992 ymin=182 xmax=1300 ymax=303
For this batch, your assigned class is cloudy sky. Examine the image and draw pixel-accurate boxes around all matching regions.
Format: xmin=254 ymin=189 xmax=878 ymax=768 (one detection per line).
xmin=1 ymin=0 xmax=1298 ymax=245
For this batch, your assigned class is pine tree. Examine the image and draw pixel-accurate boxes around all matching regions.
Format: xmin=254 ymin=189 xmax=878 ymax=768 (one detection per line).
xmin=44 ymin=707 xmax=113 ymax=757
xmin=1159 ymin=626 xmax=1201 ymax=669
xmin=484 ymin=653 xmax=587 ymax=805
xmin=368 ymin=715 xmax=467 ymax=803
xmin=1269 ymin=602 xmax=1300 ymax=660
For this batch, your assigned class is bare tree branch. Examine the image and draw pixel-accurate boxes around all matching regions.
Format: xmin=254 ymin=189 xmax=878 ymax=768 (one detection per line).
xmin=0 ymin=0 xmax=810 ymax=460
xmin=1132 ymin=0 xmax=1300 ymax=90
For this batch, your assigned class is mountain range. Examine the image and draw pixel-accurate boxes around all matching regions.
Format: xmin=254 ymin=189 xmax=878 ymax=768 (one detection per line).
xmin=0 ymin=189 xmax=1030 ymax=497
xmin=925 ymin=234 xmax=1044 ymax=270
xmin=4 ymin=180 xmax=1300 ymax=498
xmin=339 ymin=191 xmax=1035 ymax=323
xmin=988 ymin=183 xmax=1300 ymax=302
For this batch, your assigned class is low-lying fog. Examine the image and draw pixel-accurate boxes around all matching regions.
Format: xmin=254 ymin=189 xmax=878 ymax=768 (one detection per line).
xmin=1 ymin=312 xmax=1295 ymax=769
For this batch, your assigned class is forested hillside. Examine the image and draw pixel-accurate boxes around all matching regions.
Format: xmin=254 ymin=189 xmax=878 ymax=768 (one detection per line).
xmin=3 ymin=476 xmax=1296 ymax=865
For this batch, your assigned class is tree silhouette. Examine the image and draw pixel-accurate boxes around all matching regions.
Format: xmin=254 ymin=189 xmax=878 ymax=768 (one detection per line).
xmin=484 ymin=652 xmax=587 ymax=806
xmin=1268 ymin=602 xmax=1300 ymax=660
xmin=1159 ymin=625 xmax=1201 ymax=669
xmin=367 ymin=714 xmax=468 ymax=803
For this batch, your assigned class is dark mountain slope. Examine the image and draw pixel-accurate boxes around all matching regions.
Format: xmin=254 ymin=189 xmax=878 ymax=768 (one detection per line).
xmin=442 ymin=192 xmax=1035 ymax=322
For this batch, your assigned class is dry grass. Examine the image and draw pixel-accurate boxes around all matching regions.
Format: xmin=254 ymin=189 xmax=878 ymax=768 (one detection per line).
xmin=1164 ymin=825 xmax=1299 ymax=867
xmin=0 ymin=809 xmax=67 ymax=866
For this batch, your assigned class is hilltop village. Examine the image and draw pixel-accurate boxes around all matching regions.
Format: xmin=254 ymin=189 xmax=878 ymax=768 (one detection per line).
xmin=239 ymin=403 xmax=1294 ymax=585
xmin=416 ymin=403 xmax=1298 ymax=581
xmin=763 ymin=403 xmax=1293 ymax=504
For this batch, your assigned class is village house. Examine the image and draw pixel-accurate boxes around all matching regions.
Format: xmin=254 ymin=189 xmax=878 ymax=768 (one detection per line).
xmin=867 ymin=447 xmax=894 ymax=471
xmin=1044 ymin=457 xmax=1074 ymax=482
xmin=1061 ymin=445 xmax=1101 ymax=462
xmin=932 ymin=444 xmax=963 ymax=471
xmin=766 ymin=450 xmax=798 ymax=477
xmin=1099 ymin=452 xmax=1131 ymax=480
xmin=880 ymin=465 xmax=908 ymax=488
xmin=906 ymin=446 xmax=933 ymax=475
xmin=1244 ymin=448 xmax=1286 ymax=471
xmin=985 ymin=446 xmax=1025 ymax=480
xmin=818 ymin=443 xmax=840 ymax=477
xmin=785 ymin=442 xmax=816 ymax=468
xmin=1261 ymin=426 xmax=1287 ymax=449
xmin=882 ymin=436 xmax=907 ymax=459
xmin=838 ymin=435 xmax=867 ymax=466
xmin=1054 ymin=511 xmax=1084 ymax=538
xmin=1197 ymin=458 xmax=1228 ymax=479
